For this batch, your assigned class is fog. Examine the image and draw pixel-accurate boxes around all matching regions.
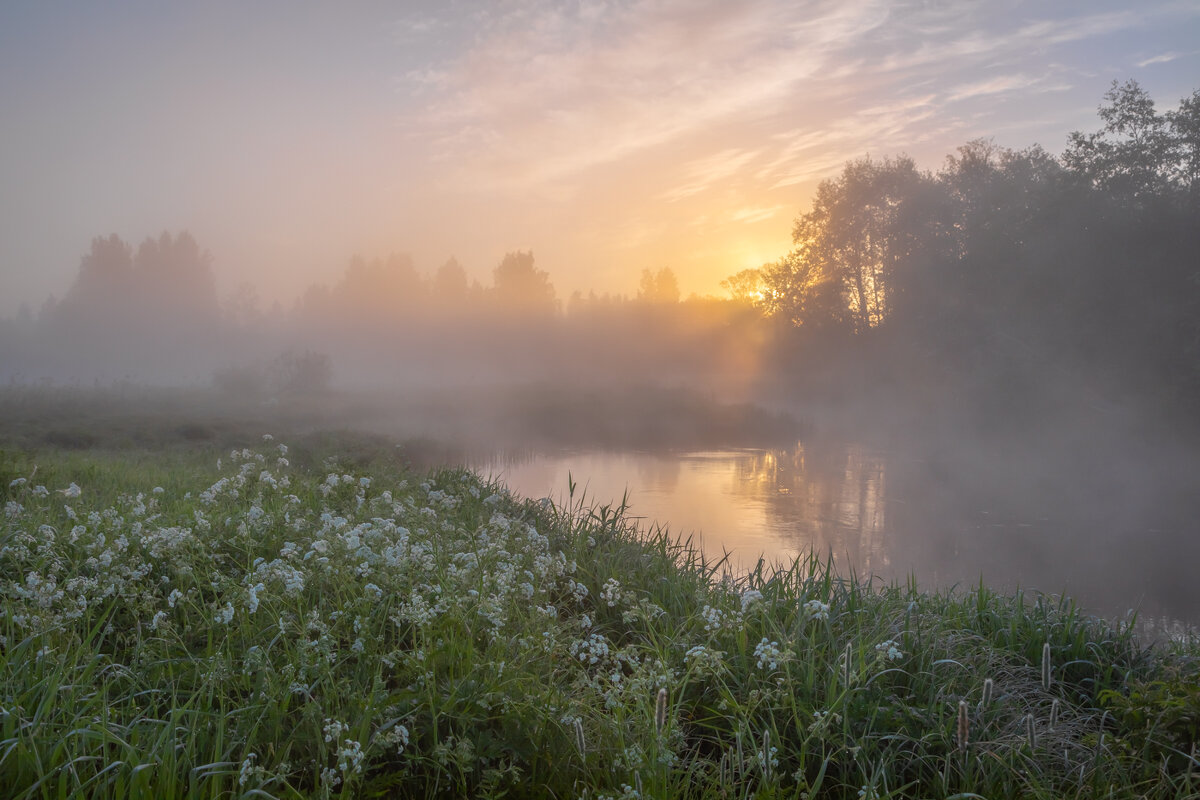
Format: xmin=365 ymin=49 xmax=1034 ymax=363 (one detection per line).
xmin=3 ymin=80 xmax=1200 ymax=626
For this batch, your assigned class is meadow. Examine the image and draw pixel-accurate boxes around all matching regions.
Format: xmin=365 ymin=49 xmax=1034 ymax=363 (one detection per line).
xmin=1 ymin=412 xmax=1199 ymax=798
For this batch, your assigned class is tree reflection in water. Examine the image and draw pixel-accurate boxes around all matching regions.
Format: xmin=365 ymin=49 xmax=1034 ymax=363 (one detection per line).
xmin=469 ymin=441 xmax=1200 ymax=632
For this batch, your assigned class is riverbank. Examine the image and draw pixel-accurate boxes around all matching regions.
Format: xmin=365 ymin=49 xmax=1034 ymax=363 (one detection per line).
xmin=1 ymin=440 xmax=1197 ymax=798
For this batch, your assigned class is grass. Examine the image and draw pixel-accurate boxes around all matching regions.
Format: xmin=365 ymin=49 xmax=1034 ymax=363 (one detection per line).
xmin=1 ymin=437 xmax=1199 ymax=798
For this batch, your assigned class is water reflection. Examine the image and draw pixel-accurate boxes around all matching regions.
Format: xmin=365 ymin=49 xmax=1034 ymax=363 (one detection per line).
xmin=469 ymin=442 xmax=1200 ymax=629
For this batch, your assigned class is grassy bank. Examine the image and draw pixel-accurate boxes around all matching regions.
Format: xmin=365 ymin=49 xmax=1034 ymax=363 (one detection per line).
xmin=1 ymin=440 xmax=1198 ymax=799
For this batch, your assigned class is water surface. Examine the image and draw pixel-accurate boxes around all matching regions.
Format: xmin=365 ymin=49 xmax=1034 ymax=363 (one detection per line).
xmin=470 ymin=442 xmax=1200 ymax=632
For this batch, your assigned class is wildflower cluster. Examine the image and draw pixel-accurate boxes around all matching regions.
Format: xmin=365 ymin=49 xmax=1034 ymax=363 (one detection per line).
xmin=0 ymin=437 xmax=1182 ymax=799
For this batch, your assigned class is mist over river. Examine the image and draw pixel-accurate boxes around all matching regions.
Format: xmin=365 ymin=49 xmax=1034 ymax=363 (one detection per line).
xmin=468 ymin=439 xmax=1200 ymax=635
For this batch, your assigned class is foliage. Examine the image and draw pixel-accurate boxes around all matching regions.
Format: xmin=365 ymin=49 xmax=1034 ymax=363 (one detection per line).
xmin=1101 ymin=661 xmax=1200 ymax=770
xmin=747 ymin=80 xmax=1200 ymax=422
xmin=1 ymin=440 xmax=1197 ymax=798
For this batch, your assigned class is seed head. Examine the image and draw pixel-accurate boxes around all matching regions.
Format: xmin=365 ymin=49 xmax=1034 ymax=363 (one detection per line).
xmin=654 ymin=687 xmax=668 ymax=733
xmin=573 ymin=718 xmax=586 ymax=757
xmin=980 ymin=677 xmax=994 ymax=710
xmin=956 ymin=699 xmax=970 ymax=751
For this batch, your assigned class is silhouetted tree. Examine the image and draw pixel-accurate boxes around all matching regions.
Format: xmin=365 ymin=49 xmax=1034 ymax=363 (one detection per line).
xmin=433 ymin=257 xmax=470 ymax=304
xmin=1166 ymin=89 xmax=1200 ymax=199
xmin=133 ymin=231 xmax=219 ymax=327
xmin=765 ymin=156 xmax=937 ymax=332
xmin=720 ymin=268 xmax=764 ymax=305
xmin=637 ymin=267 xmax=681 ymax=303
xmin=59 ymin=234 xmax=135 ymax=323
xmin=491 ymin=251 xmax=556 ymax=315
xmin=1065 ymin=80 xmax=1173 ymax=201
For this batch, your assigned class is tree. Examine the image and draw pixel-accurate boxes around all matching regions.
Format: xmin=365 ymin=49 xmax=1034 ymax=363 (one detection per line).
xmin=133 ymin=231 xmax=219 ymax=326
xmin=60 ymin=234 xmax=135 ymax=321
xmin=491 ymin=251 xmax=556 ymax=315
xmin=720 ymin=268 xmax=764 ymax=305
xmin=1166 ymin=89 xmax=1200 ymax=198
xmin=433 ymin=257 xmax=469 ymax=304
xmin=763 ymin=155 xmax=934 ymax=332
xmin=1064 ymin=79 xmax=1171 ymax=200
xmin=637 ymin=267 xmax=680 ymax=303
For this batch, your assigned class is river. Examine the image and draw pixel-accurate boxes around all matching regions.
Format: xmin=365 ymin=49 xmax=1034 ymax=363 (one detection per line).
xmin=467 ymin=440 xmax=1200 ymax=635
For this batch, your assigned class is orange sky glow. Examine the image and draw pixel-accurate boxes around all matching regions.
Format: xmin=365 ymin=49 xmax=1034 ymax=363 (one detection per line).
xmin=2 ymin=1 xmax=1198 ymax=315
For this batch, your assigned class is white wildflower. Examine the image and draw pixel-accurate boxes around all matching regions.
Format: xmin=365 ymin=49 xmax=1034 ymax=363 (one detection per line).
xmin=875 ymin=639 xmax=904 ymax=661
xmin=384 ymin=723 xmax=410 ymax=753
xmin=701 ymin=605 xmax=726 ymax=632
xmin=804 ymin=599 xmax=831 ymax=621
xmin=754 ymin=638 xmax=784 ymax=670
xmin=323 ymin=719 xmax=348 ymax=743
xmin=337 ymin=739 xmax=364 ymax=774
xmin=246 ymin=582 xmax=265 ymax=614
xmin=570 ymin=633 xmax=611 ymax=665
xmin=319 ymin=766 xmax=341 ymax=789
xmin=600 ymin=578 xmax=623 ymax=607
xmin=740 ymin=589 xmax=764 ymax=612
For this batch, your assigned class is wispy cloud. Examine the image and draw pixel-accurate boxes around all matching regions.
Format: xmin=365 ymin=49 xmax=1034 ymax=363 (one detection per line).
xmin=946 ymin=75 xmax=1041 ymax=103
xmin=730 ymin=205 xmax=785 ymax=224
xmin=400 ymin=0 xmax=1175 ymax=201
xmin=662 ymin=148 xmax=762 ymax=202
xmin=1136 ymin=51 xmax=1182 ymax=67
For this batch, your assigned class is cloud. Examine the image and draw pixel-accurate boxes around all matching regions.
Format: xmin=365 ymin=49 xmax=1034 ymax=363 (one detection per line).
xmin=662 ymin=148 xmax=762 ymax=202
xmin=404 ymin=0 xmax=892 ymax=189
xmin=395 ymin=0 xmax=1198 ymax=208
xmin=730 ymin=205 xmax=785 ymax=224
xmin=946 ymin=75 xmax=1041 ymax=103
xmin=1136 ymin=51 xmax=1183 ymax=67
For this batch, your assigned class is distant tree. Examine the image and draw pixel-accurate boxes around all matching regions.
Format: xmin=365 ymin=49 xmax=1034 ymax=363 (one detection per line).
xmin=637 ymin=267 xmax=681 ymax=304
xmin=491 ymin=251 xmax=556 ymax=314
xmin=720 ymin=268 xmax=764 ymax=305
xmin=433 ymin=257 xmax=470 ymax=304
xmin=133 ymin=231 xmax=219 ymax=325
xmin=224 ymin=282 xmax=262 ymax=328
xmin=59 ymin=234 xmax=135 ymax=321
xmin=335 ymin=253 xmax=427 ymax=318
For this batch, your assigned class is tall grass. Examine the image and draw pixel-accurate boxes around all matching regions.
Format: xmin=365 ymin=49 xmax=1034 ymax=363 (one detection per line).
xmin=1 ymin=439 xmax=1197 ymax=798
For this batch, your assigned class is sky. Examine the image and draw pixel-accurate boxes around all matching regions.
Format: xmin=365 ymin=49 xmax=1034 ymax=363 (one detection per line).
xmin=1 ymin=0 xmax=1198 ymax=316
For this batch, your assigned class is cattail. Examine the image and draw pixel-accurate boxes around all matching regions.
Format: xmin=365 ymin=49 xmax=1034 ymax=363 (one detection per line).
xmin=573 ymin=718 xmax=586 ymax=757
xmin=655 ymin=687 xmax=668 ymax=733
xmin=1025 ymin=713 xmax=1037 ymax=749
xmin=956 ymin=699 xmax=970 ymax=751
xmin=1048 ymin=698 xmax=1060 ymax=730
xmin=980 ymin=677 xmax=994 ymax=710
xmin=1041 ymin=642 xmax=1052 ymax=690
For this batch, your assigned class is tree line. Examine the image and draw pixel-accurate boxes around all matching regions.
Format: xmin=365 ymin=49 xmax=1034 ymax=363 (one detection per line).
xmin=3 ymin=80 xmax=1197 ymax=430
xmin=728 ymin=80 xmax=1200 ymax=425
